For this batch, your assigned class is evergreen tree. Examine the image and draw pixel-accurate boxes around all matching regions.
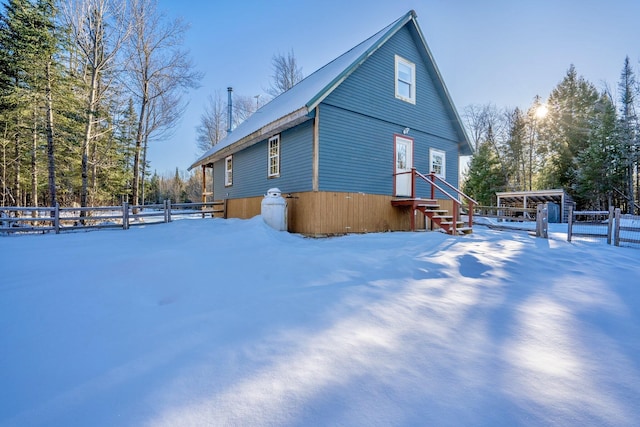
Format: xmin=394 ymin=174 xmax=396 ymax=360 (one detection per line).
xmin=173 ymin=167 xmax=184 ymax=202
xmin=0 ymin=0 xmax=58 ymax=207
xmin=503 ymin=107 xmax=528 ymax=191
xmin=0 ymin=0 xmax=191 ymax=208
xmin=538 ymin=65 xmax=599 ymax=206
xmin=112 ymin=97 xmax=138 ymax=202
xmin=147 ymin=171 xmax=161 ymax=203
xmin=463 ymin=140 xmax=507 ymax=206
xmin=576 ymin=93 xmax=625 ymax=209
xmin=617 ymin=56 xmax=638 ymax=213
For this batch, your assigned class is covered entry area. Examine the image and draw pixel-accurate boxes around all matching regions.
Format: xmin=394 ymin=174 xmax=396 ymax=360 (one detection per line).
xmin=496 ymin=189 xmax=574 ymax=223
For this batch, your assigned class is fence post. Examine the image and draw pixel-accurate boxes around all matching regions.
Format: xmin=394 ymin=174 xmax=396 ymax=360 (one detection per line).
xmin=607 ymin=206 xmax=614 ymax=245
xmin=567 ymin=205 xmax=573 ymax=242
xmin=54 ymin=202 xmax=60 ymax=234
xmin=536 ymin=203 xmax=548 ymax=238
xmin=165 ymin=199 xmax=172 ymax=223
xmin=614 ymin=208 xmax=621 ymax=246
xmin=122 ymin=201 xmax=129 ymax=230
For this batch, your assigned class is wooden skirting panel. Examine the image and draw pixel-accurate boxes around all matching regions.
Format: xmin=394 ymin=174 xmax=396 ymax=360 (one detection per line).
xmin=226 ymin=196 xmax=263 ymax=219
xmin=289 ymin=192 xmax=415 ymax=235
xmin=223 ymin=192 xmax=440 ymax=235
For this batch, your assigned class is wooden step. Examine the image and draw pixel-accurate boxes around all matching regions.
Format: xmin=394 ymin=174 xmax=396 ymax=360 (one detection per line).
xmin=432 ymin=215 xmax=453 ymax=220
xmin=392 ymin=197 xmax=473 ymax=235
xmin=439 ymin=226 xmax=473 ymax=235
xmin=455 ymin=227 xmax=473 ymax=235
xmin=391 ymin=198 xmax=438 ymax=208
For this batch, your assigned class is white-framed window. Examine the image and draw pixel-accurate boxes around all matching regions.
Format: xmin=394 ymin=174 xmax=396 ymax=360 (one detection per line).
xmin=224 ymin=155 xmax=233 ymax=186
xmin=268 ymin=135 xmax=280 ymax=177
xmin=395 ymin=54 xmax=416 ymax=104
xmin=429 ymin=148 xmax=446 ymax=179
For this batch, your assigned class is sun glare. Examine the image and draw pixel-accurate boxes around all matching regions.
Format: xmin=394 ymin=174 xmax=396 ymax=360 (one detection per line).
xmin=535 ymin=104 xmax=548 ymax=119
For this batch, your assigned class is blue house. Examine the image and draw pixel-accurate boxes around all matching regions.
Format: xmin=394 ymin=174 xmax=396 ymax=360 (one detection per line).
xmin=190 ymin=10 xmax=474 ymax=235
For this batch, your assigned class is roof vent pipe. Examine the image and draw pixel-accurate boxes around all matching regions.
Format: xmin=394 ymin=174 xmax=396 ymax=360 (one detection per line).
xmin=227 ymin=87 xmax=233 ymax=133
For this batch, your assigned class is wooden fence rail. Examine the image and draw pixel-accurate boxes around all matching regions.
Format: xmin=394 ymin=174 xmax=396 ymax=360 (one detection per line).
xmin=0 ymin=200 xmax=226 ymax=235
xmin=474 ymin=205 xmax=538 ymax=222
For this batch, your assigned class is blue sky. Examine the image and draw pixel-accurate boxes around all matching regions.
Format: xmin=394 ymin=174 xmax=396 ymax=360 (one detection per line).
xmin=151 ymin=0 xmax=640 ymax=174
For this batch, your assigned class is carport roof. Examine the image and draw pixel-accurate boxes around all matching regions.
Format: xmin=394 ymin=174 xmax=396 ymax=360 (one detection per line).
xmin=496 ymin=190 xmax=573 ymax=205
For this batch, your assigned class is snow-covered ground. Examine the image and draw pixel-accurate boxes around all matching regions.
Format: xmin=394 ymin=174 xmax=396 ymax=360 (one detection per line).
xmin=1 ymin=217 xmax=639 ymax=426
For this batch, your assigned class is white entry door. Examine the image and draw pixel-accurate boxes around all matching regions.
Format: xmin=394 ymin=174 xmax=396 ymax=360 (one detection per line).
xmin=394 ymin=135 xmax=413 ymax=196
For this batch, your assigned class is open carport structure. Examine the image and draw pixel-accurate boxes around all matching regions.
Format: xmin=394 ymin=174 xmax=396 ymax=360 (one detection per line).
xmin=496 ymin=189 xmax=574 ymax=223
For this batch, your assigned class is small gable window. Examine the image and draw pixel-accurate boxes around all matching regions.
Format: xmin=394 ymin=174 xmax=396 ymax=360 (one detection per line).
xmin=395 ymin=55 xmax=416 ymax=104
xmin=430 ymin=148 xmax=446 ymax=179
xmin=225 ymin=155 xmax=233 ymax=186
xmin=268 ymin=135 xmax=280 ymax=177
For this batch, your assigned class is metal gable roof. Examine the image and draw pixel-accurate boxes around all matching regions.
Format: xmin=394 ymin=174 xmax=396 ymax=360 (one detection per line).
xmin=189 ymin=10 xmax=471 ymax=170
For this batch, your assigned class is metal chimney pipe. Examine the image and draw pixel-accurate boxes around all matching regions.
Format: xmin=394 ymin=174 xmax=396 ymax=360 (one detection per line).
xmin=227 ymin=87 xmax=233 ymax=133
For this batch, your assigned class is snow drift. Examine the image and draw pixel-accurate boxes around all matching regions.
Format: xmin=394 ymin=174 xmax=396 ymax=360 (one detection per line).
xmin=1 ymin=217 xmax=639 ymax=426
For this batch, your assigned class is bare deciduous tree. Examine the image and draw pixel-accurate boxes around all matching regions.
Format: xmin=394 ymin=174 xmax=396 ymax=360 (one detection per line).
xmin=196 ymin=91 xmax=227 ymax=153
xmin=62 ymin=0 xmax=129 ymax=211
xmin=267 ymin=49 xmax=303 ymax=97
xmin=232 ymin=93 xmax=262 ymax=126
xmin=196 ymin=90 xmax=266 ymax=153
xmin=124 ymin=0 xmax=201 ymax=207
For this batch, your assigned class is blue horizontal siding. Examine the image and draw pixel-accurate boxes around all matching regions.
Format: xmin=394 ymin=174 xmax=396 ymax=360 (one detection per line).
xmin=213 ymin=120 xmax=314 ymax=199
xmin=318 ymin=105 xmax=392 ymax=194
xmin=324 ymin=25 xmax=459 ymax=142
xmin=318 ymin=104 xmax=459 ymax=197
xmin=318 ymin=24 xmax=461 ymax=196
